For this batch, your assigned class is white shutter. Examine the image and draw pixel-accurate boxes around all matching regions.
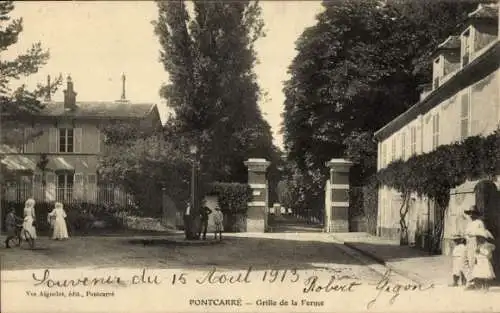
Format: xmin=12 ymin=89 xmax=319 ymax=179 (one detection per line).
xmin=49 ymin=128 xmax=58 ymax=153
xmin=33 ymin=173 xmax=42 ymax=201
xmin=23 ymin=128 xmax=34 ymax=153
xmin=74 ymin=128 xmax=83 ymax=153
xmin=74 ymin=173 xmax=84 ymax=200
xmin=46 ymin=173 xmax=56 ymax=201
xmin=87 ymin=174 xmax=97 ymax=203
xmin=96 ymin=128 xmax=101 ymax=153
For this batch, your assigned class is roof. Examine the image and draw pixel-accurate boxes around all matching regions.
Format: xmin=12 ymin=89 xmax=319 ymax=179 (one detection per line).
xmin=0 ymin=145 xmax=37 ymax=172
xmin=436 ymin=36 xmax=461 ymax=50
xmin=39 ymin=101 xmax=156 ymax=119
xmin=468 ymin=3 xmax=498 ymax=20
xmin=374 ymin=40 xmax=500 ymax=141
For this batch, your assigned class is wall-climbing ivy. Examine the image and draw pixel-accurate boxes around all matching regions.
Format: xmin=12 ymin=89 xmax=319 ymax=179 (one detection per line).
xmin=377 ymin=129 xmax=500 ymax=252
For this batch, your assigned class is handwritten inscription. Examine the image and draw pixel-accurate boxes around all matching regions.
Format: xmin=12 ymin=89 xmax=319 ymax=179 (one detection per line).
xmin=33 ymin=269 xmax=124 ymax=288
xmin=303 ymin=275 xmax=362 ymax=293
xmin=367 ymin=270 xmax=435 ymax=309
xmin=29 ymin=267 xmax=434 ymax=308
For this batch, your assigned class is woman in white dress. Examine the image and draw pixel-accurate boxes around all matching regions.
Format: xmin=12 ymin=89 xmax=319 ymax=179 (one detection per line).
xmin=464 ymin=205 xmax=486 ymax=288
xmin=48 ymin=202 xmax=69 ymax=240
xmin=21 ymin=198 xmax=37 ymax=240
xmin=471 ymin=228 xmax=495 ymax=290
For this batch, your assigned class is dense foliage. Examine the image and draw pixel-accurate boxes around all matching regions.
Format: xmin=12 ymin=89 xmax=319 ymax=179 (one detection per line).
xmin=377 ymin=131 xmax=500 ymax=200
xmin=0 ymin=1 xmax=61 ymax=147
xmin=98 ymin=133 xmax=192 ymax=217
xmin=281 ymin=0 xmax=487 ymax=215
xmin=153 ymin=0 xmax=280 ymax=184
xmin=206 ymin=182 xmax=252 ymax=213
xmin=153 ymin=1 xmax=282 ymax=237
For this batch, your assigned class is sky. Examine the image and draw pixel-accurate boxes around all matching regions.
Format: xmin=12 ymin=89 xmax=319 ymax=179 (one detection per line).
xmin=7 ymin=1 xmax=323 ymax=149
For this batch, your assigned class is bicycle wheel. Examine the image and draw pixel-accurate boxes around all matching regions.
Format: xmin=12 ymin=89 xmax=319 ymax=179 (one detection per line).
xmin=23 ymin=230 xmax=35 ymax=249
xmin=6 ymin=236 xmax=20 ymax=248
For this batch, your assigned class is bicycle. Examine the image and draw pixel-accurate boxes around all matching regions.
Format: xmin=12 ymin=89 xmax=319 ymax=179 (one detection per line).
xmin=6 ymin=224 xmax=35 ymax=249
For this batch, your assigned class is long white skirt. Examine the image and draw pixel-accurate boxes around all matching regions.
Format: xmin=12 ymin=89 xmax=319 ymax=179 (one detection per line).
xmin=21 ymin=217 xmax=37 ymax=240
xmin=52 ymin=218 xmax=69 ymax=239
xmin=472 ymin=256 xmax=496 ymax=280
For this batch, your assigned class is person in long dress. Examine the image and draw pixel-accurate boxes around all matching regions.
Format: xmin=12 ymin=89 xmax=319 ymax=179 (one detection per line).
xmin=21 ymin=198 xmax=37 ymax=240
xmin=471 ymin=229 xmax=495 ymax=290
xmin=464 ymin=205 xmax=488 ymax=289
xmin=48 ymin=202 xmax=69 ymax=240
xmin=213 ymin=207 xmax=224 ymax=241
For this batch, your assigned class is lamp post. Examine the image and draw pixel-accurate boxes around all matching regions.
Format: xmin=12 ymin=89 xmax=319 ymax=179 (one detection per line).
xmin=186 ymin=144 xmax=198 ymax=239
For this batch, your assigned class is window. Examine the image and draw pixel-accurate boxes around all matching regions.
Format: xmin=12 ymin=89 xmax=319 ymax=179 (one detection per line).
xmin=57 ymin=174 xmax=74 ymax=201
xmin=59 ymin=128 xmax=74 ymax=153
xmin=382 ymin=144 xmax=387 ymax=167
xmin=391 ymin=139 xmax=396 ymax=162
xmin=461 ymin=92 xmax=470 ymax=139
xmin=432 ymin=114 xmax=440 ymax=149
xmin=462 ymin=29 xmax=470 ymax=66
xmin=401 ymin=132 xmax=406 ymax=160
xmin=433 ymin=58 xmax=440 ymax=89
xmin=410 ymin=126 xmax=417 ymax=155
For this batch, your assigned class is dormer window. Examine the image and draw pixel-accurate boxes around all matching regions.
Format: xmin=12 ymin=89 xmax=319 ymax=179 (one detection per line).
xmin=462 ymin=28 xmax=471 ymax=67
xmin=432 ymin=36 xmax=460 ymax=88
xmin=433 ymin=57 xmax=441 ymax=89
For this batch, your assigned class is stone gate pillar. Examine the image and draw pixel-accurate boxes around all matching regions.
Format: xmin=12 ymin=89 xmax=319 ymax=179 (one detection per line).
xmin=244 ymin=158 xmax=270 ymax=232
xmin=325 ymin=158 xmax=353 ymax=232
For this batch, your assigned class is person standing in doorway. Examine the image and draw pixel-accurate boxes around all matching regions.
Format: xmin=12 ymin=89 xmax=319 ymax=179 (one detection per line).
xmin=464 ymin=205 xmax=487 ymax=289
xmin=199 ymin=206 xmax=212 ymax=240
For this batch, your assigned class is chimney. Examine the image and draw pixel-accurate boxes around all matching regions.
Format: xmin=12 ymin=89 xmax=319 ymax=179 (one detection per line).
xmin=121 ymin=73 xmax=126 ymax=101
xmin=116 ymin=73 xmax=130 ymax=103
xmin=63 ymin=75 xmax=77 ymax=110
xmin=44 ymin=75 xmax=51 ymax=102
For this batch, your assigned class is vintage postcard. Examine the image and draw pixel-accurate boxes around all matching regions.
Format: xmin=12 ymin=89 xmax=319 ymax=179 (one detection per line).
xmin=1 ymin=1 xmax=500 ymax=312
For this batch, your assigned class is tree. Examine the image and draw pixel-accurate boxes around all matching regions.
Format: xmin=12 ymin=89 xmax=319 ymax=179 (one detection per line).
xmin=0 ymin=1 xmax=61 ymax=127
xmin=0 ymin=1 xmax=60 ymax=232
xmin=282 ymin=0 xmax=485 ymax=216
xmin=98 ymin=132 xmax=192 ymax=218
xmin=154 ymin=1 xmax=279 ymax=239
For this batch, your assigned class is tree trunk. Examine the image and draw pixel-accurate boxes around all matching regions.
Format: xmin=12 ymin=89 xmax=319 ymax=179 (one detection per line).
xmin=184 ymin=161 xmax=201 ymax=240
xmin=399 ymin=191 xmax=410 ymax=246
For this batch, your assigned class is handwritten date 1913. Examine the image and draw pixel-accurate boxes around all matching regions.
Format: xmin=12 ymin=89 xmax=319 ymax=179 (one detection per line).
xmin=262 ymin=269 xmax=300 ymax=283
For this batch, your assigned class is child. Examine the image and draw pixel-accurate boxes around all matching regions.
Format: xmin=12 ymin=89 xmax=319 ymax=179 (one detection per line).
xmin=4 ymin=208 xmax=22 ymax=248
xmin=213 ymin=207 xmax=224 ymax=241
xmin=450 ymin=234 xmax=467 ymax=287
xmin=470 ymin=228 xmax=495 ymax=290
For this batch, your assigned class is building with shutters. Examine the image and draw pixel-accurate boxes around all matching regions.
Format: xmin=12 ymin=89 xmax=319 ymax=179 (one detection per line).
xmin=1 ymin=75 xmax=162 ymax=204
xmin=374 ymin=3 xmax=499 ymax=255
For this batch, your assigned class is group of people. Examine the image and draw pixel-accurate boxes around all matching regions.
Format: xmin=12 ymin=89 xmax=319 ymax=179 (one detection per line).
xmin=4 ymin=198 xmax=69 ymax=248
xmin=199 ymin=205 xmax=224 ymax=240
xmin=184 ymin=202 xmax=224 ymax=241
xmin=451 ymin=205 xmax=496 ymax=290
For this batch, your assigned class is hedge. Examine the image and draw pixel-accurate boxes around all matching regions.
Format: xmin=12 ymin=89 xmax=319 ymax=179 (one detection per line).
xmin=206 ymin=182 xmax=252 ymax=214
xmin=1 ymin=201 xmax=130 ymax=235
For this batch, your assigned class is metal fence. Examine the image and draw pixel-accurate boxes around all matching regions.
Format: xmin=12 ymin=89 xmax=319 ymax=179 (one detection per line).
xmin=2 ymin=182 xmax=135 ymax=207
